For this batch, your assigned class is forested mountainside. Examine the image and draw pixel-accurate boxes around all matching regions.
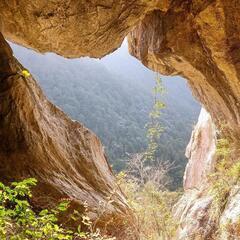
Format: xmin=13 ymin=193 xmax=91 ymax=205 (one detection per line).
xmin=12 ymin=42 xmax=200 ymax=189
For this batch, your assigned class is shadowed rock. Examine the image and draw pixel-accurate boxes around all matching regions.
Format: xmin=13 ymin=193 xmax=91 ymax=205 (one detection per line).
xmin=0 ymin=33 xmax=136 ymax=239
xmin=128 ymin=1 xmax=240 ymax=238
xmin=1 ymin=0 xmax=240 ymax=239
xmin=0 ymin=0 xmax=170 ymax=58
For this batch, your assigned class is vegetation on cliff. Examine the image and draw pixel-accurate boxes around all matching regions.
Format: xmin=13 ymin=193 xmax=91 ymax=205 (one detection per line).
xmin=208 ymin=136 xmax=240 ymax=238
xmin=117 ymin=76 xmax=182 ymax=239
xmin=118 ymin=173 xmax=180 ymax=239
xmin=0 ymin=178 xmax=114 ymax=240
xmin=0 ymin=174 xmax=180 ymax=240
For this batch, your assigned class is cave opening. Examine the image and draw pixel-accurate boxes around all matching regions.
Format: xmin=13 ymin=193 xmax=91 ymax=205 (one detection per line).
xmin=1 ymin=0 xmax=240 ymax=238
xmin=11 ymin=39 xmax=201 ymax=191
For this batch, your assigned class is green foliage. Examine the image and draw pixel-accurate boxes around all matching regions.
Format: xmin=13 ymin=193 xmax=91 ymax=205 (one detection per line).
xmin=215 ymin=138 xmax=230 ymax=160
xmin=208 ymin=138 xmax=240 ymax=222
xmin=0 ymin=178 xmax=113 ymax=240
xmin=145 ymin=74 xmax=165 ymax=162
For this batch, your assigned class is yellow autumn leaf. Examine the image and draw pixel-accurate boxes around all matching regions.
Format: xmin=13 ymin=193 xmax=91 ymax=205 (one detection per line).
xmin=22 ymin=70 xmax=31 ymax=77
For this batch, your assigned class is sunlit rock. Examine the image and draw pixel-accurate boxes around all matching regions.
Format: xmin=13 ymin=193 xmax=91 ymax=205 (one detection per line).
xmin=129 ymin=2 xmax=240 ymax=238
xmin=1 ymin=0 xmax=240 ymax=239
xmin=0 ymin=33 xmax=136 ymax=239
xmin=174 ymin=190 xmax=213 ymax=240
xmin=219 ymin=185 xmax=240 ymax=239
xmin=184 ymin=108 xmax=216 ymax=190
xmin=0 ymin=0 xmax=170 ymax=58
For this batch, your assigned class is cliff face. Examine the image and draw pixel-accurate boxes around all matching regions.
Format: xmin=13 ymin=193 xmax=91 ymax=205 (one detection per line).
xmin=1 ymin=0 xmax=240 ymax=239
xmin=128 ymin=1 xmax=240 ymax=238
xmin=0 ymin=0 xmax=170 ymax=58
xmin=174 ymin=108 xmax=216 ymax=239
xmin=128 ymin=0 xmax=240 ymax=142
xmin=175 ymin=109 xmax=240 ymax=239
xmin=184 ymin=108 xmax=216 ymax=191
xmin=0 ymin=33 xmax=136 ymax=239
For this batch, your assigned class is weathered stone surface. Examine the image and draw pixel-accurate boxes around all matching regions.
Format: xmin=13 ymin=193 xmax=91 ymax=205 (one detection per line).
xmin=128 ymin=0 xmax=240 ymax=143
xmin=0 ymin=0 xmax=170 ymax=58
xmin=128 ymin=2 xmax=240 ymax=238
xmin=1 ymin=0 xmax=240 ymax=239
xmin=184 ymin=108 xmax=216 ymax=190
xmin=174 ymin=108 xmax=216 ymax=239
xmin=0 ymin=33 xmax=136 ymax=239
xmin=174 ymin=190 xmax=214 ymax=240
xmin=219 ymin=185 xmax=240 ymax=239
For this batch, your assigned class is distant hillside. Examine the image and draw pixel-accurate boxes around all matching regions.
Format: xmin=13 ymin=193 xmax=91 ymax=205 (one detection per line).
xmin=12 ymin=42 xmax=200 ymax=189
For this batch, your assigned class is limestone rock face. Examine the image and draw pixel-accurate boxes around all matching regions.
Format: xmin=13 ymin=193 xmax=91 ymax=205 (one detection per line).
xmin=184 ymin=108 xmax=216 ymax=190
xmin=174 ymin=190 xmax=213 ymax=240
xmin=0 ymin=33 xmax=136 ymax=239
xmin=219 ymin=186 xmax=240 ymax=239
xmin=0 ymin=0 xmax=170 ymax=58
xmin=128 ymin=1 xmax=240 ymax=238
xmin=1 ymin=0 xmax=240 ymax=239
xmin=128 ymin=0 xmax=240 ymax=143
xmin=174 ymin=108 xmax=216 ymax=239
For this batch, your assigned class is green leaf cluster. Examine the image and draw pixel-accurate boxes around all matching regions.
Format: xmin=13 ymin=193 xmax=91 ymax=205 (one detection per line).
xmin=0 ymin=178 xmax=113 ymax=240
xmin=145 ymin=74 xmax=165 ymax=162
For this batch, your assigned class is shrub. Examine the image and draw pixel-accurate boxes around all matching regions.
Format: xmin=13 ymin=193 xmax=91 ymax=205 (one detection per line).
xmin=117 ymin=173 xmax=181 ymax=240
xmin=208 ymin=138 xmax=240 ymax=226
xmin=0 ymin=178 xmax=113 ymax=240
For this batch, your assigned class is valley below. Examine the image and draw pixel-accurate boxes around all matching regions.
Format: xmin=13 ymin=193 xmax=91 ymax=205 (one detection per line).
xmin=1 ymin=0 xmax=240 ymax=239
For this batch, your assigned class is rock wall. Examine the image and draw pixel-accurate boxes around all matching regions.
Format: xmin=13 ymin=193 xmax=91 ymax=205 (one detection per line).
xmin=0 ymin=0 xmax=170 ymax=58
xmin=128 ymin=1 xmax=240 ymax=238
xmin=175 ymin=108 xmax=240 ymax=239
xmin=174 ymin=108 xmax=216 ymax=239
xmin=184 ymin=108 xmax=216 ymax=191
xmin=1 ymin=0 xmax=240 ymax=239
xmin=0 ymin=33 xmax=136 ymax=239
xmin=128 ymin=0 xmax=240 ymax=144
